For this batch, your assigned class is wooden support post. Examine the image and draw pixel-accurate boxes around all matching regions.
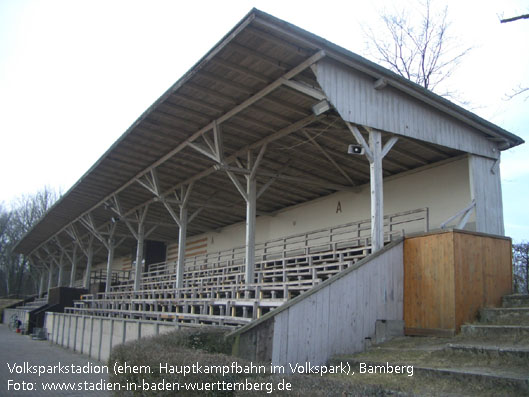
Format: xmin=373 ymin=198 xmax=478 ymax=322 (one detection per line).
xmin=104 ymin=222 xmax=118 ymax=294
xmin=369 ymin=130 xmax=383 ymax=252
xmin=69 ymin=244 xmax=78 ymax=288
xmin=39 ymin=271 xmax=46 ymax=297
xmin=346 ymin=123 xmax=397 ymax=253
xmin=310 ymin=256 xmax=317 ymax=284
xmin=133 ymin=223 xmax=145 ymax=291
xmin=176 ymin=205 xmax=188 ymax=289
xmin=84 ymin=239 xmax=94 ymax=290
xmin=245 ymin=176 xmax=256 ymax=284
xmin=105 ymin=242 xmax=115 ymax=293
xmin=58 ymin=252 xmax=65 ymax=287
xmin=47 ymin=263 xmax=54 ymax=293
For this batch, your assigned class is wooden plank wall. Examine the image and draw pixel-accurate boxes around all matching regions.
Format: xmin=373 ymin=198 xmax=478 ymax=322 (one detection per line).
xmin=314 ymin=58 xmax=497 ymax=159
xmin=468 ymin=155 xmax=505 ymax=235
xmin=117 ymin=255 xmax=133 ymax=272
xmin=166 ymin=237 xmax=208 ymax=263
xmin=268 ymin=241 xmax=404 ymax=367
xmin=404 ymin=232 xmax=456 ymax=334
xmin=453 ymin=232 xmax=512 ymax=330
xmin=404 ymin=230 xmax=512 ymax=335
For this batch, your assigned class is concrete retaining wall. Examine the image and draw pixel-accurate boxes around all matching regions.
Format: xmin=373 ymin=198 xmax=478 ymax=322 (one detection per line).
xmin=44 ymin=312 xmax=177 ymax=362
xmin=3 ymin=308 xmax=30 ymax=329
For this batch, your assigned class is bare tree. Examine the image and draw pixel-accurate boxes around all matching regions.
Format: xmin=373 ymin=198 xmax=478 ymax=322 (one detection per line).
xmin=0 ymin=187 xmax=59 ymax=297
xmin=513 ymin=242 xmax=529 ymax=294
xmin=501 ymin=14 xmax=529 ymax=24
xmin=363 ymin=0 xmax=471 ymax=94
xmin=500 ymin=12 xmax=529 ymax=100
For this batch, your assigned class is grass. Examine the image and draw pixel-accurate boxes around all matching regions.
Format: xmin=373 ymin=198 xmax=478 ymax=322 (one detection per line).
xmin=108 ymin=328 xmax=408 ymax=396
xmin=109 ymin=331 xmax=529 ymax=396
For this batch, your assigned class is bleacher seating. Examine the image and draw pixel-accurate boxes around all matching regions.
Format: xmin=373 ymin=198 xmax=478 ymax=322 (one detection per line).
xmin=65 ymin=208 xmax=428 ymax=328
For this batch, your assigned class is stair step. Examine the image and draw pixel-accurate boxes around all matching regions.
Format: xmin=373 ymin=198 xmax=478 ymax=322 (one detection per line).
xmin=330 ymin=358 xmax=529 ymax=393
xmin=445 ymin=343 xmax=529 ymax=360
xmin=480 ymin=307 xmax=529 ymax=325
xmin=502 ymin=294 xmax=529 ymax=308
xmin=330 ymin=358 xmax=529 ymax=394
xmin=461 ymin=324 xmax=529 ymax=338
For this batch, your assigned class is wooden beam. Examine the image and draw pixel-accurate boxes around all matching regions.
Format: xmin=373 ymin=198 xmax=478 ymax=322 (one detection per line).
xmin=280 ymin=78 xmax=327 ymax=100
xmin=250 ymin=144 xmax=267 ymax=180
xmin=381 ymin=136 xmax=399 ymax=159
xmin=213 ymin=121 xmax=224 ymax=161
xmin=188 ymin=142 xmax=219 ymax=162
xmin=302 ymin=130 xmax=355 ymax=185
xmin=346 ymin=122 xmax=373 ymax=162
xmin=225 ymin=171 xmax=248 ymax=202
xmin=162 ymin=200 xmax=182 ymax=227
xmin=374 ymin=78 xmax=388 ymax=90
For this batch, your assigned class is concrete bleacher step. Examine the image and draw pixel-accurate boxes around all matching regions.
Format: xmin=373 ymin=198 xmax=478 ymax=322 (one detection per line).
xmin=502 ymin=294 xmax=529 ymax=308
xmin=16 ymin=298 xmax=48 ymax=311
xmin=479 ymin=307 xmax=529 ymax=325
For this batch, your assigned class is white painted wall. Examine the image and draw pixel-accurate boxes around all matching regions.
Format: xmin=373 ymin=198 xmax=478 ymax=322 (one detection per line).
xmin=199 ymin=157 xmax=473 ymax=254
xmin=91 ymin=157 xmax=474 ymax=268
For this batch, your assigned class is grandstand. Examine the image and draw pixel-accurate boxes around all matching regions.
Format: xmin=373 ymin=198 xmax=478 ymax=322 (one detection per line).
xmin=12 ymin=9 xmax=522 ymax=365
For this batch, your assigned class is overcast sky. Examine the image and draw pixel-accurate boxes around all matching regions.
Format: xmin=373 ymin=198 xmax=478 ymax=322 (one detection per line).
xmin=1 ymin=0 xmax=528 ymax=241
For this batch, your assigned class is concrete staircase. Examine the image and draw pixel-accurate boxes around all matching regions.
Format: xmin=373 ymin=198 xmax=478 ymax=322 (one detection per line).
xmin=16 ymin=296 xmax=48 ymax=311
xmin=327 ymin=294 xmax=529 ymax=396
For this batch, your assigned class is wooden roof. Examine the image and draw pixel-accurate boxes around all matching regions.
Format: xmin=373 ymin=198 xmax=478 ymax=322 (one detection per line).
xmin=15 ymin=9 xmax=523 ymax=263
